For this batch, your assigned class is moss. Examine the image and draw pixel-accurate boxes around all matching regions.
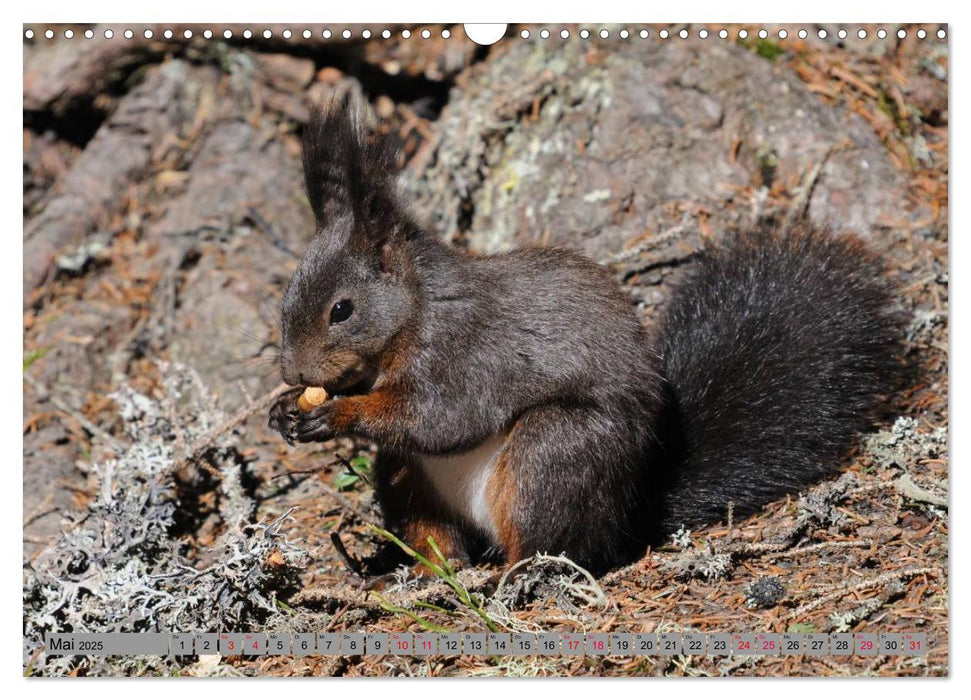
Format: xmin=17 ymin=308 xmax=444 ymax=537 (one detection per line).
xmin=500 ymin=167 xmax=520 ymax=194
xmin=738 ymin=37 xmax=786 ymax=62
xmin=755 ymin=144 xmax=780 ymax=188
xmin=876 ymin=89 xmax=912 ymax=136
xmin=23 ymin=346 xmax=51 ymax=371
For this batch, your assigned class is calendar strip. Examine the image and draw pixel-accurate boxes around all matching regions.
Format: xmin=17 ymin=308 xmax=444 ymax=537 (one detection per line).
xmin=43 ymin=632 xmax=927 ymax=658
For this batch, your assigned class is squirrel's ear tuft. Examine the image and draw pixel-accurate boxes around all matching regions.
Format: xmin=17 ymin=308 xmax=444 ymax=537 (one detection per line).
xmin=302 ymin=96 xmax=400 ymax=232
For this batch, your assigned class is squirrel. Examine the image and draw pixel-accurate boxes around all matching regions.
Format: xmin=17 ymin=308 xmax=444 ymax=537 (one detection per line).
xmin=268 ymin=104 xmax=902 ymax=576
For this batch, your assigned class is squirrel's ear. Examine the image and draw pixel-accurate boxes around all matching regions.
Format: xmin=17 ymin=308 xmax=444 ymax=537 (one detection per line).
xmin=302 ymin=98 xmax=399 ymax=233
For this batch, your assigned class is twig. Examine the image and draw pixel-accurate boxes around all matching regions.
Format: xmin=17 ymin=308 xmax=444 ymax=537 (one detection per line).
xmin=790 ymin=567 xmax=939 ymax=618
xmin=330 ymin=532 xmax=364 ymax=578
xmin=334 ymin=452 xmax=373 ymax=487
xmin=178 ymin=381 xmax=290 ymax=474
xmin=781 ymin=148 xmax=833 ymax=232
xmin=600 ymin=559 xmax=644 ymax=586
xmin=724 ymin=541 xmax=790 ymax=557
xmin=763 ymin=539 xmax=871 ymax=562
xmin=290 ymin=585 xmax=383 ymax=611
xmin=271 ymin=465 xmax=327 ymax=480
xmin=495 ymin=553 xmax=608 ymax=610
xmin=245 ymin=207 xmax=300 ymax=259
xmin=323 ymin=602 xmax=355 ymax=632
xmin=825 ymin=579 xmax=905 ymax=633
xmin=24 ymin=373 xmax=126 ymax=453
xmin=317 ymin=481 xmax=380 ymax=528
xmin=598 ymin=220 xmax=695 ymax=266
xmin=23 ymin=493 xmax=56 ymax=528
xmin=272 ymin=454 xmax=378 ymax=526
xmin=895 ymin=474 xmax=948 ymax=508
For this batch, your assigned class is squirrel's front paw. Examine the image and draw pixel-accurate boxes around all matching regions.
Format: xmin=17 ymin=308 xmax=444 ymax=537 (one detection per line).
xmin=290 ymin=402 xmax=335 ymax=443
xmin=267 ymin=388 xmax=336 ymax=444
xmin=268 ymin=388 xmax=304 ymax=445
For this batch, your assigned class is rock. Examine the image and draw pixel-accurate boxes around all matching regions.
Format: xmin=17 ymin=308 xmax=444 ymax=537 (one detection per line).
xmin=254 ymin=53 xmax=316 ymax=92
xmin=906 ymin=73 xmax=948 ymax=126
xmin=406 ymin=38 xmax=917 ymax=296
xmin=24 ymin=51 xmax=316 ymax=411
xmin=25 ymin=56 xmax=316 ymax=415
xmin=316 ymin=66 xmax=346 ymax=85
xmin=23 ymin=60 xmax=210 ymax=297
xmin=22 ymin=419 xmax=84 ymax=558
xmin=148 ymin=119 xmax=310 ymax=242
xmin=23 ymin=129 xmax=80 ymax=215
xmin=22 ymin=23 xmax=404 ymax=114
xmin=362 ymin=26 xmax=479 ymax=82
xmin=167 ymin=251 xmax=281 ymax=410
xmin=147 ymin=115 xmax=313 ymax=410
xmin=23 ymin=31 xmax=165 ymax=113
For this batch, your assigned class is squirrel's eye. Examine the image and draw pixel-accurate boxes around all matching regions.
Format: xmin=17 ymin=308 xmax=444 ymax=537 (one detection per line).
xmin=329 ymin=299 xmax=354 ymax=325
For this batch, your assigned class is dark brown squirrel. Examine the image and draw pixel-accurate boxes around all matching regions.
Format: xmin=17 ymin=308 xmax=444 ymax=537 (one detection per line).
xmin=268 ymin=104 xmax=902 ymax=576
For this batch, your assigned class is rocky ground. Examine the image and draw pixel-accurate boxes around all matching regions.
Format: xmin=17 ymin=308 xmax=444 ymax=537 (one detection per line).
xmin=23 ymin=23 xmax=948 ymax=676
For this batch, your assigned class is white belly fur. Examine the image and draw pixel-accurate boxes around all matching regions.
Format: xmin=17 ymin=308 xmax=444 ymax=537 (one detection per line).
xmin=419 ymin=434 xmax=508 ymax=537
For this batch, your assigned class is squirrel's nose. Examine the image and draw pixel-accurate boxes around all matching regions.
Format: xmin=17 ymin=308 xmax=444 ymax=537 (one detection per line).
xmin=280 ymin=353 xmax=300 ymax=386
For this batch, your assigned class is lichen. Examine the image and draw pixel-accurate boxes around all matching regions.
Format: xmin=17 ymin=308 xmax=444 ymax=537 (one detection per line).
xmin=23 ymin=365 xmax=307 ymax=677
xmin=863 ymin=416 xmax=947 ymax=470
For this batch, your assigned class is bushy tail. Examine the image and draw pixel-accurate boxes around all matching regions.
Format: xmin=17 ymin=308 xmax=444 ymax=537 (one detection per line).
xmin=653 ymin=222 xmax=903 ymax=532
